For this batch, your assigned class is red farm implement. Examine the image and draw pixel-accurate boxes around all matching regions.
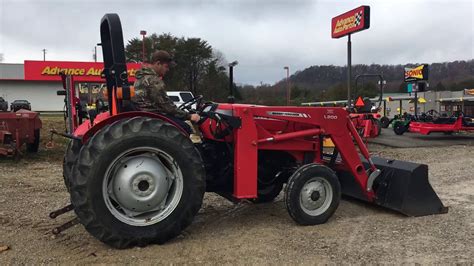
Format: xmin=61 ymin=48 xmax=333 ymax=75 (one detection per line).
xmin=49 ymin=14 xmax=447 ymax=248
xmin=349 ymin=112 xmax=381 ymax=138
xmin=409 ymin=113 xmax=474 ymax=135
xmin=0 ymin=109 xmax=42 ymax=156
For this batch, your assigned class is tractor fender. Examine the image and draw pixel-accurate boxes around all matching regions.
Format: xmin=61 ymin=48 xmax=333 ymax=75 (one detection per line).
xmin=77 ymin=111 xmax=189 ymax=143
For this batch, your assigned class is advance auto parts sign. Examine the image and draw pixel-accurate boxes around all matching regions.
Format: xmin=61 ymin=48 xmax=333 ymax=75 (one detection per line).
xmin=24 ymin=60 xmax=141 ymax=82
xmin=331 ymin=6 xmax=370 ymax=38
xmin=404 ymin=64 xmax=429 ymax=82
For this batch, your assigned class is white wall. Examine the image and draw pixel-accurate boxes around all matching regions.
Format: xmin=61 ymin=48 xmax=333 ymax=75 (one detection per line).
xmin=0 ymin=81 xmax=64 ymax=111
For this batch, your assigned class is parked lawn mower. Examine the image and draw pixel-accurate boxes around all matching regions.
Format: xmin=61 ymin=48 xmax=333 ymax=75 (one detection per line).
xmin=49 ymin=14 xmax=447 ymax=248
xmin=0 ymin=109 xmax=42 ymax=156
xmin=392 ymin=113 xmax=412 ymax=135
xmin=393 ymin=110 xmax=438 ymax=135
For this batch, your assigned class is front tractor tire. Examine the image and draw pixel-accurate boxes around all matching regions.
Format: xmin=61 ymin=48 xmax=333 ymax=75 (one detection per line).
xmin=69 ymin=117 xmax=206 ymax=248
xmin=285 ymin=164 xmax=340 ymax=225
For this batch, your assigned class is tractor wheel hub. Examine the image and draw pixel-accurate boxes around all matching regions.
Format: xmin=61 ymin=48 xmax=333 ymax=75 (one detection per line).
xmin=111 ymin=156 xmax=171 ymax=213
xmin=132 ymin=175 xmax=155 ymax=196
xmin=300 ymin=177 xmax=332 ymax=215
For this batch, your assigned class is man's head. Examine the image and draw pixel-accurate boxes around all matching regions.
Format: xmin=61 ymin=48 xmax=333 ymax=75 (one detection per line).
xmin=148 ymin=50 xmax=175 ymax=76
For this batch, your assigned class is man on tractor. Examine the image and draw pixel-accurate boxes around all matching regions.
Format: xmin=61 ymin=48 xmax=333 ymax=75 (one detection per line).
xmin=133 ymin=50 xmax=200 ymax=133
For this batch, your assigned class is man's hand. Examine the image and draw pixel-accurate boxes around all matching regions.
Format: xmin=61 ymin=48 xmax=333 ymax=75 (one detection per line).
xmin=190 ymin=113 xmax=201 ymax=123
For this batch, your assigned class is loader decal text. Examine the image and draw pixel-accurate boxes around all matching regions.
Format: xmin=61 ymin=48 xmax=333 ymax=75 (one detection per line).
xmin=267 ymin=111 xmax=311 ymax=118
xmin=323 ymin=114 xmax=338 ymax=120
xmin=323 ymin=109 xmax=338 ymax=120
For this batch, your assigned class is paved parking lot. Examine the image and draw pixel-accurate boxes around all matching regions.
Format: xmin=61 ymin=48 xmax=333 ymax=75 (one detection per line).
xmin=369 ymin=128 xmax=474 ymax=148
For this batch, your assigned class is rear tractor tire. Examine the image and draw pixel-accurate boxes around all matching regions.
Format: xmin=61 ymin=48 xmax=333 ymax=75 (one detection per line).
xmin=69 ymin=117 xmax=206 ymax=248
xmin=285 ymin=164 xmax=340 ymax=225
xmin=63 ymin=140 xmax=82 ymax=192
xmin=380 ymin=117 xmax=390 ymax=128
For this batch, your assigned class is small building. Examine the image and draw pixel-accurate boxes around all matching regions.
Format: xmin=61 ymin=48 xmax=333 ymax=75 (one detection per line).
xmin=0 ymin=61 xmax=140 ymax=112
xmin=438 ymin=95 xmax=474 ymax=117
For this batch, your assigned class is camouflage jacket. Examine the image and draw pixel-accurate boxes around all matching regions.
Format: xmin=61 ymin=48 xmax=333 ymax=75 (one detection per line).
xmin=133 ymin=67 xmax=190 ymax=120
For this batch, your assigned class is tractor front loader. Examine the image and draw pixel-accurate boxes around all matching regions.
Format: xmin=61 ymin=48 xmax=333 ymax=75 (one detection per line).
xmin=50 ymin=14 xmax=447 ymax=248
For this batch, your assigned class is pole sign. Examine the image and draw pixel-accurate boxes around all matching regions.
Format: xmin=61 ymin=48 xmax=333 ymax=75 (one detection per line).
xmin=404 ymin=64 xmax=429 ymax=82
xmin=331 ymin=6 xmax=370 ymax=38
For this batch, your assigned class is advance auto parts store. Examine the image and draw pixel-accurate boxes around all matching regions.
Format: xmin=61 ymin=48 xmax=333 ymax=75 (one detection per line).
xmin=0 ymin=60 xmax=140 ymax=111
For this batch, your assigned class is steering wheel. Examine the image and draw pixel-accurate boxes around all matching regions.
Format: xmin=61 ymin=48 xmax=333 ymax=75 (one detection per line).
xmin=178 ymin=95 xmax=203 ymax=111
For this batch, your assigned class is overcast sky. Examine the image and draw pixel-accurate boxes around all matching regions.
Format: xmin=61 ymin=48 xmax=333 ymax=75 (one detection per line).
xmin=0 ymin=0 xmax=473 ymax=85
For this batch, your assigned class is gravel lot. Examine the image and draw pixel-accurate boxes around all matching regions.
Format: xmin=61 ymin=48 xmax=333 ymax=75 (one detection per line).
xmin=0 ymin=117 xmax=473 ymax=264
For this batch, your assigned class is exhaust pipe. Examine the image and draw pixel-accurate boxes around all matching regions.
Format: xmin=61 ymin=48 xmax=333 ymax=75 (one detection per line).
xmin=338 ymin=156 xmax=448 ymax=216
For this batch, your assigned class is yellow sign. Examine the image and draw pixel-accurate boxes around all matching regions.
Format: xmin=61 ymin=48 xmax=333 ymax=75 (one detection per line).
xmin=405 ymin=65 xmax=424 ymax=80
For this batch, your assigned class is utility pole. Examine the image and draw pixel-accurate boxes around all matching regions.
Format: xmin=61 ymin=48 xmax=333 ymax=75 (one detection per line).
xmin=140 ymin=30 xmax=147 ymax=63
xmin=93 ymin=46 xmax=97 ymax=62
xmin=284 ymin=66 xmax=290 ymax=105
xmin=42 ymin=49 xmax=47 ymax=61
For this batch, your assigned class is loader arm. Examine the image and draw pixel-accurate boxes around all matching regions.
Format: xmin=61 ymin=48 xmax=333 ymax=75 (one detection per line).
xmin=229 ymin=104 xmax=447 ymax=217
xmin=232 ymin=105 xmax=377 ymax=201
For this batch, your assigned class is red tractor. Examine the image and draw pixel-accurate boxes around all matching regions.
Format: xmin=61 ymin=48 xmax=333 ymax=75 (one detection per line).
xmin=51 ymin=14 xmax=447 ymax=248
xmin=348 ymin=74 xmax=387 ymax=138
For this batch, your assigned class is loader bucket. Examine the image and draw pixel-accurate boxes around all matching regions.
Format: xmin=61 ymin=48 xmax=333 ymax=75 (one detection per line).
xmin=337 ymin=156 xmax=448 ymax=216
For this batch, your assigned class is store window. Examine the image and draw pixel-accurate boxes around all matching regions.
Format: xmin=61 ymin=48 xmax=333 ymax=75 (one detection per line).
xmin=76 ymin=82 xmax=107 ymax=109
